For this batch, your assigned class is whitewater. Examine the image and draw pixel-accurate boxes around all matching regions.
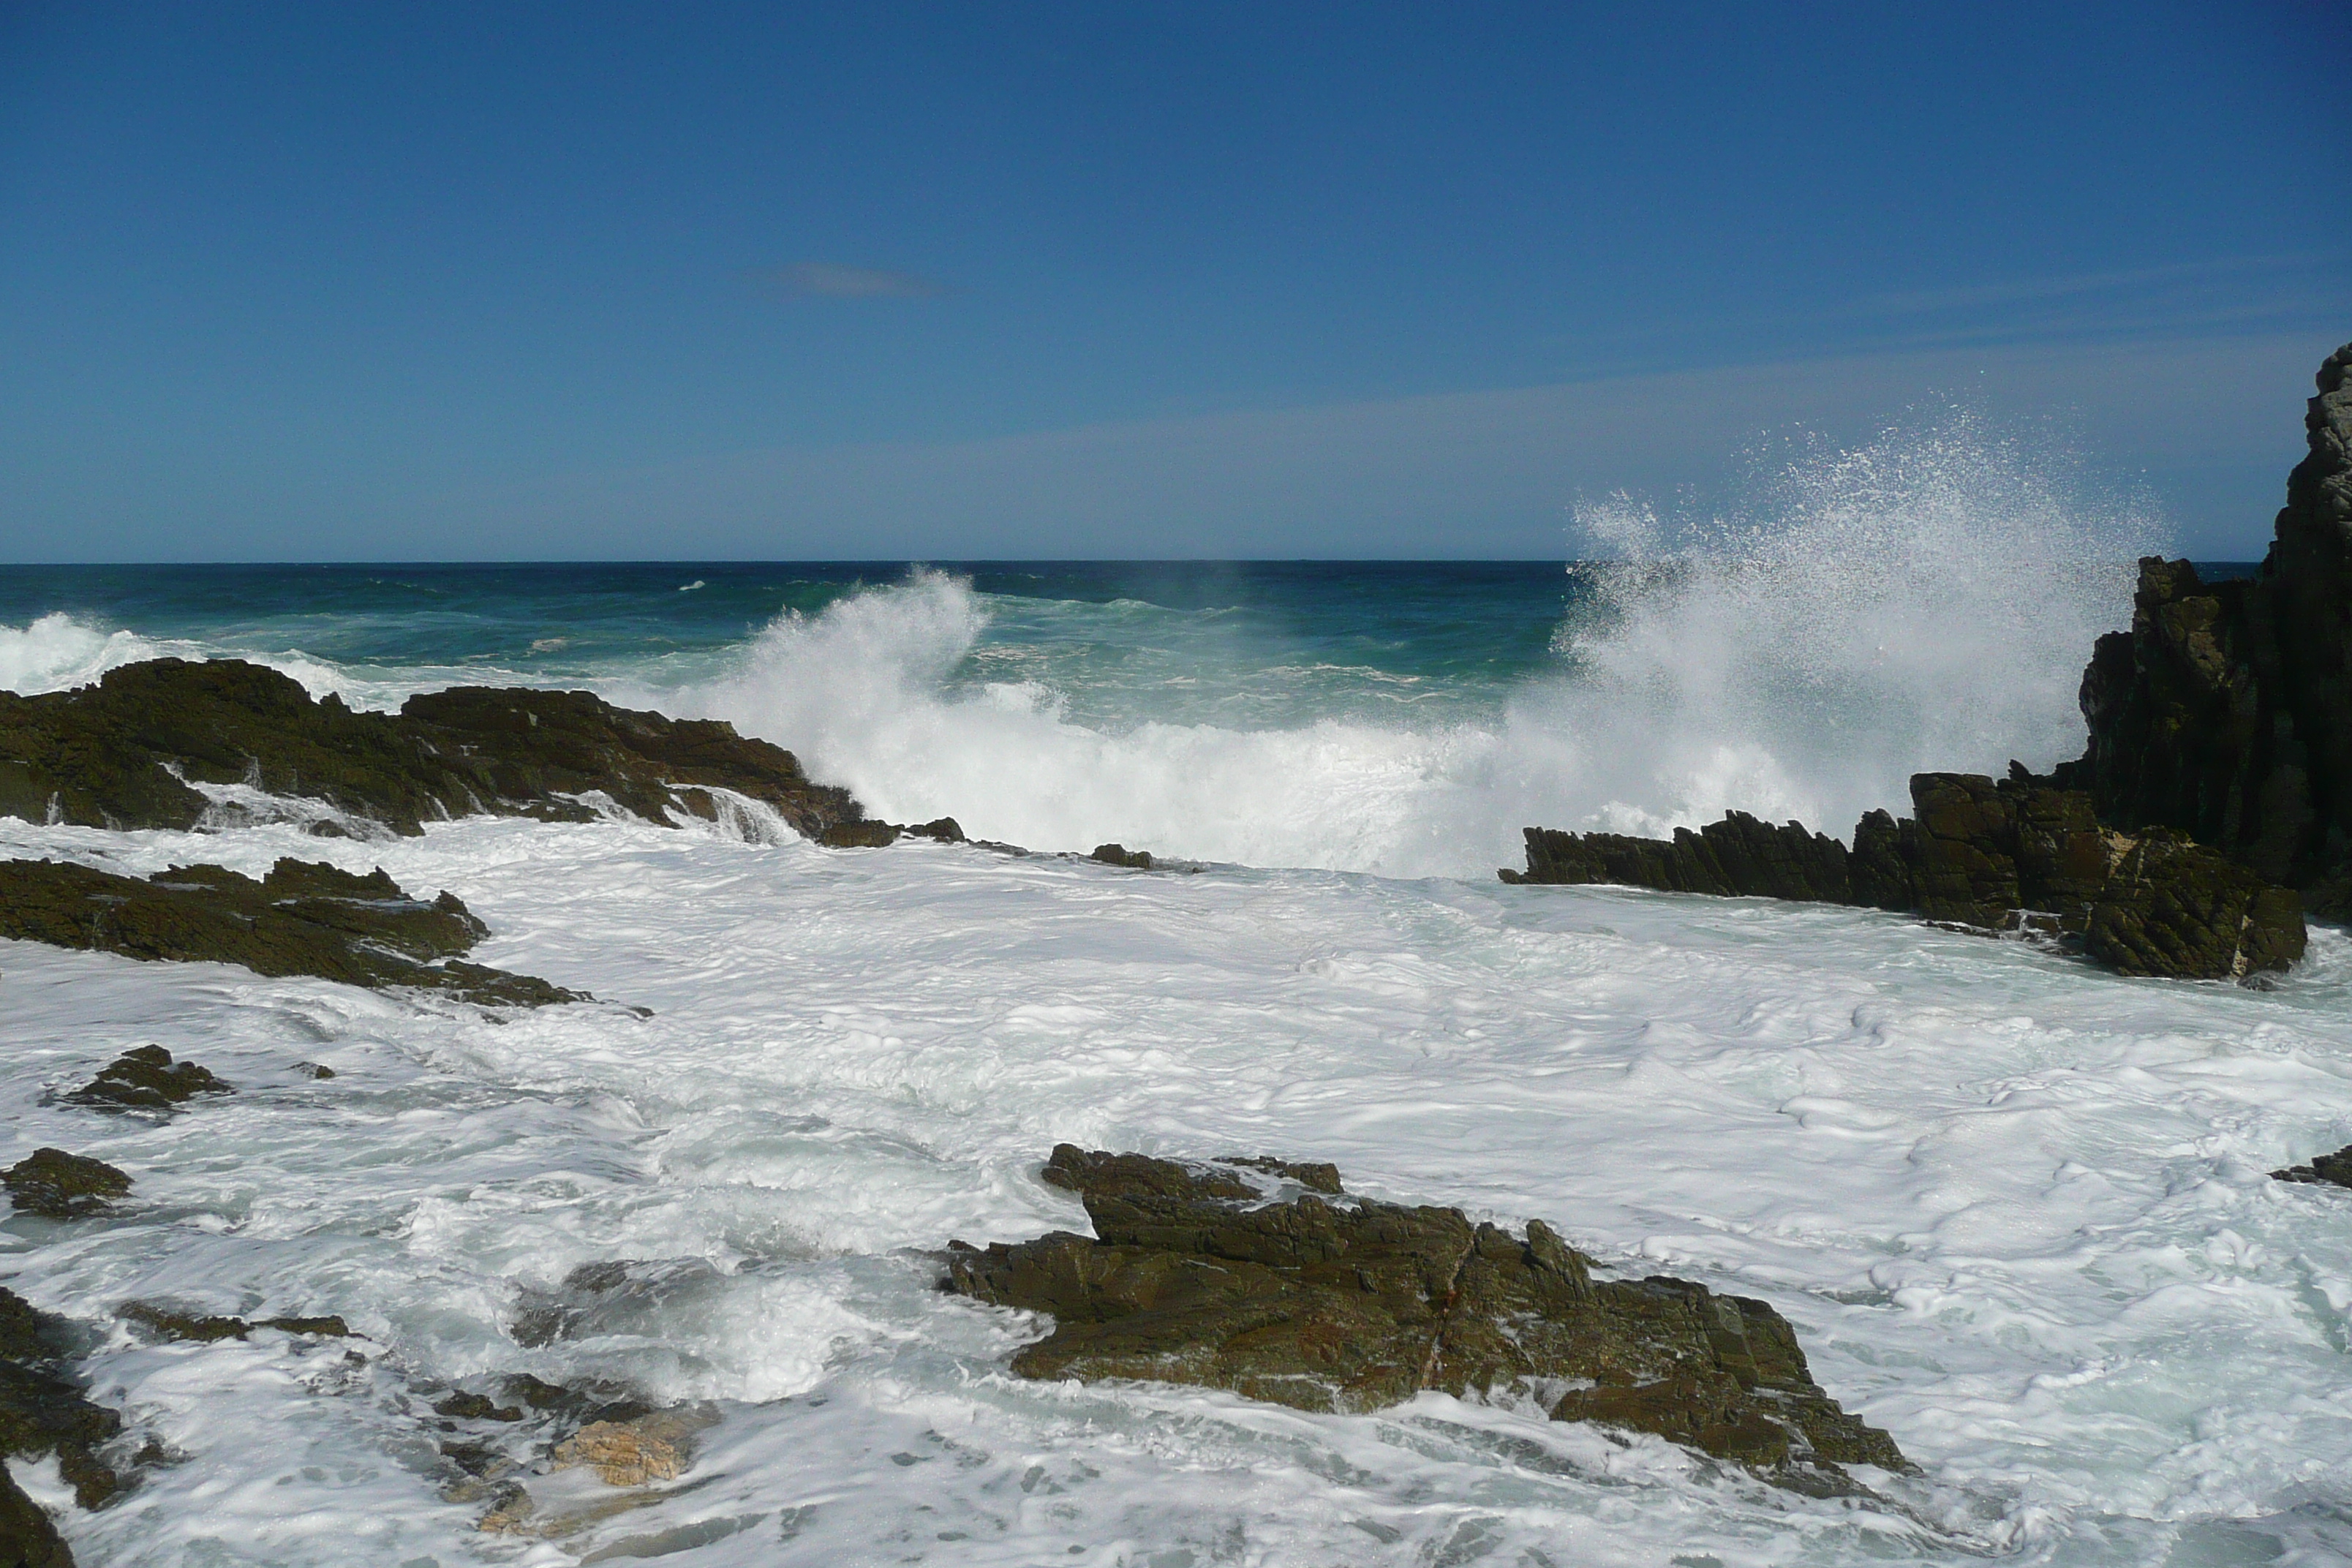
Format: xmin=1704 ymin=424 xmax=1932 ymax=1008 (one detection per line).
xmin=5 ymin=440 xmax=2352 ymax=1566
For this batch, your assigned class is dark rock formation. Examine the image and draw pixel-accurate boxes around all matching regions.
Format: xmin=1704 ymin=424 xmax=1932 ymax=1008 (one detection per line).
xmin=1 ymin=859 xmax=581 ymax=1008
xmin=2272 ymin=1145 xmax=2352 ymax=1188
xmin=116 ymin=1303 xmax=349 ymax=1343
xmin=0 ymin=1290 xmax=118 ymax=1510
xmin=1512 ymin=812 xmax=1850 ymax=902
xmin=945 ymin=1146 xmax=1907 ymax=1487
xmin=2060 ymin=343 xmax=2352 ymax=915
xmin=0 ymin=657 xmax=863 ymax=840
xmin=1504 ymin=770 xmax=2306 ymax=980
xmin=1 ymin=1153 xmax=129 ymax=1221
xmin=817 ymin=821 xmax=899 ymax=848
xmin=62 ymin=1047 xmax=230 ymax=1114
xmin=818 ymin=816 xmax=968 ymax=849
xmin=1088 ymin=843 xmax=1155 ymax=870
xmin=0 ymin=1460 xmax=74 ymax=1568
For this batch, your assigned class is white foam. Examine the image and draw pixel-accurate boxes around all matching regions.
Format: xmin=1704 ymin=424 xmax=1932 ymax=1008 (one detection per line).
xmin=4 ymin=808 xmax=2348 ymax=1565
xmin=688 ymin=431 xmax=2152 ymax=875
xmin=0 ymin=613 xmax=167 ymax=693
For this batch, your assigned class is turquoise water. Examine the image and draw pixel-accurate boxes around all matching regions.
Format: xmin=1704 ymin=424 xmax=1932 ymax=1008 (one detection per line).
xmin=0 ymin=537 xmax=2153 ymax=878
xmin=0 ymin=561 xmax=1584 ymax=731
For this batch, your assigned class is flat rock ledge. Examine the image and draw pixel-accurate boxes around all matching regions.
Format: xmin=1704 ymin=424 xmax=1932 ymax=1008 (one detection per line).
xmin=0 ymin=857 xmax=581 ymax=1006
xmin=944 ymin=1146 xmax=1907 ymax=1490
xmin=1504 ymin=769 xmax=2306 ymax=981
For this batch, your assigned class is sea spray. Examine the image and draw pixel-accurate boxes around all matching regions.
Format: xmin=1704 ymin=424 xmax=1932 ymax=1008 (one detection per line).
xmin=0 ymin=611 xmax=167 ymax=695
xmin=687 ymin=429 xmax=2157 ymax=875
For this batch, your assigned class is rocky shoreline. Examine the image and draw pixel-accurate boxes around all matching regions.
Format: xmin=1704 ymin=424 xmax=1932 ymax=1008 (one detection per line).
xmin=1503 ymin=342 xmax=2352 ymax=981
xmin=4 ymin=345 xmax=2349 ymax=1556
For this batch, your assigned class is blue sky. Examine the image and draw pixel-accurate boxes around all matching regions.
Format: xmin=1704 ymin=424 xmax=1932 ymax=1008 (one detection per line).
xmin=1 ymin=2 xmax=2345 ymax=560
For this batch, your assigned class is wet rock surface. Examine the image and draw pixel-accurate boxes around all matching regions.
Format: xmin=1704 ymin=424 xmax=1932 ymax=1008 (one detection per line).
xmin=0 ymin=1289 xmax=121 ymax=1511
xmin=1089 ymin=843 xmax=1155 ymax=870
xmin=1 ymin=1153 xmax=130 ymax=1221
xmin=2062 ymin=344 xmax=2352 ymax=916
xmin=945 ymin=1146 xmax=1907 ymax=1488
xmin=116 ymin=1303 xmax=350 ymax=1343
xmin=0 ymin=1459 xmax=74 ymax=1568
xmin=2272 ymin=1145 xmax=2352 ymax=1188
xmin=1 ymin=858 xmax=582 ymax=1007
xmin=0 ymin=657 xmax=864 ymax=840
xmin=62 ymin=1046 xmax=230 ymax=1114
xmin=1505 ymin=770 xmax=2306 ymax=980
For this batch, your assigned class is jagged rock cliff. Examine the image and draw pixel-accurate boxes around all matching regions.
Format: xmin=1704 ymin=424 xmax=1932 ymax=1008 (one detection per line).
xmin=1507 ymin=342 xmax=2352 ymax=973
xmin=2059 ymin=342 xmax=2352 ymax=913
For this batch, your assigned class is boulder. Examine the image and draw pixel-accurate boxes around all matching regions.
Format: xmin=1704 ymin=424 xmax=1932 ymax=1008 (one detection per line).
xmin=1504 ymin=771 xmax=2305 ymax=981
xmin=0 ymin=657 xmax=866 ymax=841
xmin=63 ymin=1047 xmax=230 ymax=1114
xmin=944 ymin=1146 xmax=1907 ymax=1488
xmin=1 ymin=1153 xmax=129 ymax=1221
xmin=1089 ymin=843 xmax=1155 ymax=870
xmin=2 ymin=859 xmax=581 ymax=1007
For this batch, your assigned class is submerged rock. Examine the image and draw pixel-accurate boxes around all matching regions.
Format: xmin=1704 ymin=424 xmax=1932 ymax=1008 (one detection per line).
xmin=550 ymin=1411 xmax=708 ymax=1487
xmin=115 ymin=1303 xmax=349 ymax=1343
xmin=62 ymin=1047 xmax=230 ymax=1114
xmin=2062 ymin=344 xmax=2352 ymax=916
xmin=2272 ymin=1145 xmax=2352 ymax=1188
xmin=1 ymin=1152 xmax=131 ymax=1221
xmin=0 ymin=1460 xmax=74 ymax=1568
xmin=944 ymin=1146 xmax=1907 ymax=1488
xmin=0 ymin=1289 xmax=120 ymax=1510
xmin=0 ymin=658 xmax=866 ymax=841
xmin=1504 ymin=770 xmax=2306 ymax=981
xmin=1 ymin=858 xmax=582 ymax=1007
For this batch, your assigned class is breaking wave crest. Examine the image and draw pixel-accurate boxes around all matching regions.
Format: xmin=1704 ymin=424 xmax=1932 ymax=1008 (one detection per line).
xmin=691 ymin=429 xmax=2156 ymax=877
xmin=0 ymin=612 xmax=169 ymax=694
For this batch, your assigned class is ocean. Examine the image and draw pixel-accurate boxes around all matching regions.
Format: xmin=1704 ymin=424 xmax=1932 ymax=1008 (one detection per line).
xmin=4 ymin=479 xmax=2351 ymax=1564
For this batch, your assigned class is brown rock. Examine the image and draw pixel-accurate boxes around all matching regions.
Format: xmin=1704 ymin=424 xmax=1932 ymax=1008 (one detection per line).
xmin=1 ymin=1152 xmax=130 ymax=1221
xmin=945 ymin=1147 xmax=1908 ymax=1486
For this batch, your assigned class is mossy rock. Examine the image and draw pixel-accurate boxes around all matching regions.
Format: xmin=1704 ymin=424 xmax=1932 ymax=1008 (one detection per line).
xmin=3 ymin=858 xmax=582 ymax=1008
xmin=945 ymin=1147 xmax=1909 ymax=1488
xmin=1 ymin=1150 xmax=131 ymax=1220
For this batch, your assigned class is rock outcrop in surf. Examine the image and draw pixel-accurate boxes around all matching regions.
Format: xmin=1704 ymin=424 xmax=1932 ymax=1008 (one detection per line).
xmin=0 ymin=858 xmax=583 ymax=1006
xmin=1504 ymin=770 xmax=2307 ymax=979
xmin=0 ymin=657 xmax=864 ymax=840
xmin=943 ymin=1145 xmax=1907 ymax=1490
xmin=1507 ymin=342 xmax=2352 ymax=979
xmin=0 ymin=1286 xmax=121 ymax=1512
xmin=2056 ymin=342 xmax=2352 ymax=916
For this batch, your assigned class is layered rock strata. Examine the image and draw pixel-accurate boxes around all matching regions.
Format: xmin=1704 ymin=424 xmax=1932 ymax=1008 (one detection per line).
xmin=2058 ymin=344 xmax=2352 ymax=914
xmin=1504 ymin=770 xmax=2306 ymax=980
xmin=944 ymin=1145 xmax=1907 ymax=1488
xmin=0 ymin=858 xmax=580 ymax=1006
xmin=0 ymin=657 xmax=862 ymax=840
